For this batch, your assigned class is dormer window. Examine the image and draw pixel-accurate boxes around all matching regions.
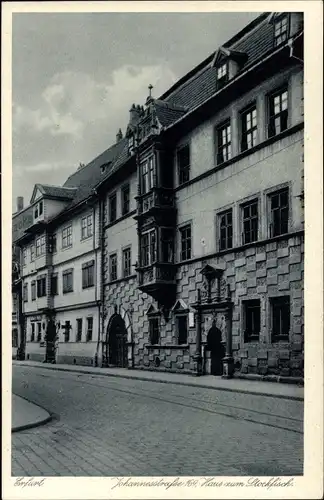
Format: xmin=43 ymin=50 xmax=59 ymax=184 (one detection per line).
xmin=100 ymin=162 xmax=111 ymax=174
xmin=34 ymin=200 xmax=43 ymax=219
xmin=216 ymin=62 xmax=228 ymax=89
xmin=274 ymin=15 xmax=288 ymax=47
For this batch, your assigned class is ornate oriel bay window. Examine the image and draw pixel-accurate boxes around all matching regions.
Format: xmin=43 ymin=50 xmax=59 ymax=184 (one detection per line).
xmin=135 ymin=138 xmax=177 ymax=308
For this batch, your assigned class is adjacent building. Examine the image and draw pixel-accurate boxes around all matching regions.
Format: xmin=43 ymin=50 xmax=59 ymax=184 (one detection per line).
xmin=13 ymin=12 xmax=304 ymax=381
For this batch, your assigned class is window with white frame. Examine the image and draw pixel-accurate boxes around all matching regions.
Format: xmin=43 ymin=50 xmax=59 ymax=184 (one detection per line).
xmin=35 ymin=235 xmax=46 ymax=257
xmin=179 ymin=225 xmax=191 ymax=261
xmin=62 ymin=225 xmax=72 ymax=248
xmin=242 ymin=200 xmax=258 ymax=244
xmin=81 ymin=214 xmax=93 ymax=239
xmin=269 ymin=188 xmax=289 ymax=237
xmin=82 ymin=260 xmax=95 ymax=288
xmin=34 ymin=200 xmax=43 ymax=219
xmin=216 ymin=62 xmax=228 ymax=89
xmin=140 ymin=229 xmax=156 ymax=267
xmin=274 ymin=15 xmax=288 ymax=47
xmin=62 ymin=269 xmax=73 ymax=293
xmin=268 ymin=88 xmax=288 ymax=137
xmin=217 ymin=122 xmax=232 ymax=164
xmin=30 ymin=245 xmax=35 ymax=262
xmin=241 ymin=106 xmax=257 ymax=151
xmin=37 ymin=275 xmax=47 ymax=297
xmin=140 ymin=156 xmax=155 ymax=195
xmin=86 ymin=317 xmax=93 ymax=342
xmin=128 ymin=135 xmax=135 ymax=155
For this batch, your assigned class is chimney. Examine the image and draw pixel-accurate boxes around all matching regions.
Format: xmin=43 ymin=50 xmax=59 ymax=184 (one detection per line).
xmin=16 ymin=196 xmax=24 ymax=213
xmin=129 ymin=103 xmax=142 ymax=127
xmin=116 ymin=129 xmax=123 ymax=143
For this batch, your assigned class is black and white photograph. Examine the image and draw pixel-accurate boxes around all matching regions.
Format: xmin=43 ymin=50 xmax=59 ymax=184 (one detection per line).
xmin=3 ymin=1 xmax=323 ymax=499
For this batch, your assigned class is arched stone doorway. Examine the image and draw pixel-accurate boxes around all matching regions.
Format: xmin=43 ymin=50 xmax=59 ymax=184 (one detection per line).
xmin=106 ymin=314 xmax=128 ymax=367
xmin=206 ymin=323 xmax=225 ymax=375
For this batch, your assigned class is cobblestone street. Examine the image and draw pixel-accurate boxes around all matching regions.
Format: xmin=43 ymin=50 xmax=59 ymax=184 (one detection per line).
xmin=12 ymin=365 xmax=303 ymax=477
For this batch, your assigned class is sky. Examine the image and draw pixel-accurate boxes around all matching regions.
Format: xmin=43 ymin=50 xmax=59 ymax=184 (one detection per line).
xmin=12 ymin=11 xmax=261 ymax=212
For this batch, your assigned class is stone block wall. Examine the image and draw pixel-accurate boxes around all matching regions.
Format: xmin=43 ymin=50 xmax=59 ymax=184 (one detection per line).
xmin=103 ymin=233 xmax=304 ymax=379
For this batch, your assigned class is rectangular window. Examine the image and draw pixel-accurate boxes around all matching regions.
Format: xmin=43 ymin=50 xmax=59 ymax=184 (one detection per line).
xmin=271 ymin=296 xmax=290 ymax=340
xmin=22 ymin=248 xmax=27 ymax=266
xmin=216 ymin=62 xmax=228 ymax=89
xmin=30 ymin=323 xmax=35 ymax=342
xmin=128 ymin=135 xmax=135 ymax=155
xmin=109 ymin=254 xmax=117 ymax=281
xmin=86 ymin=317 xmax=93 ymax=342
xmin=76 ymin=318 xmax=83 ymax=342
xmin=82 ymin=260 xmax=95 ymax=288
xmin=141 ymin=156 xmax=155 ymax=194
xmin=109 ymin=193 xmax=117 ymax=223
xmin=161 ymin=228 xmax=174 ymax=263
xmin=242 ymin=200 xmax=258 ymax=244
xmin=217 ymin=122 xmax=231 ymax=164
xmin=39 ymin=201 xmax=43 ymax=216
xmin=35 ymin=236 xmax=46 ymax=257
xmin=268 ymin=88 xmax=288 ymax=137
xmin=180 ymin=225 xmax=191 ymax=261
xmin=269 ymin=188 xmax=289 ymax=237
xmin=37 ymin=322 xmax=42 ymax=342
xmin=122 ymin=184 xmax=130 ymax=216
xmin=141 ymin=230 xmax=156 ymax=267
xmin=241 ymin=106 xmax=257 ymax=151
xmin=81 ymin=215 xmax=93 ymax=239
xmin=219 ymin=209 xmax=233 ymax=250
xmin=23 ymin=283 xmax=28 ymax=302
xmin=122 ymin=248 xmax=131 ymax=278
xmin=149 ymin=317 xmax=160 ymax=345
xmin=50 ymin=274 xmax=58 ymax=295
xmin=244 ymin=300 xmax=261 ymax=342
xmin=274 ymin=15 xmax=288 ymax=47
xmin=30 ymin=245 xmax=35 ymax=262
xmin=177 ymin=315 xmax=188 ymax=345
xmin=31 ymin=281 xmax=36 ymax=301
xmin=62 ymin=269 xmax=73 ymax=293
xmin=64 ymin=321 xmax=71 ymax=342
xmin=62 ymin=225 xmax=72 ymax=248
xmin=37 ymin=276 xmax=46 ymax=297
xmin=34 ymin=205 xmax=38 ymax=219
xmin=177 ymin=144 xmax=190 ymax=185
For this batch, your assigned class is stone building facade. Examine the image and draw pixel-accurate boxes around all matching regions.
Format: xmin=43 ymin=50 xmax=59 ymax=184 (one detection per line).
xmin=13 ymin=12 xmax=304 ymax=382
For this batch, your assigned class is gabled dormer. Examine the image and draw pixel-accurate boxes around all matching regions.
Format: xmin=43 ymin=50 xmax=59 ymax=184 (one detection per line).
xmin=268 ymin=12 xmax=303 ymax=48
xmin=30 ymin=183 xmax=77 ymax=224
xmin=211 ymin=46 xmax=248 ymax=89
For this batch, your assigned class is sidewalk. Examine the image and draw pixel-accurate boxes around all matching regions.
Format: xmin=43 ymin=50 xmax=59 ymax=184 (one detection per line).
xmin=13 ymin=360 xmax=304 ymax=401
xmin=12 ymin=394 xmax=52 ymax=432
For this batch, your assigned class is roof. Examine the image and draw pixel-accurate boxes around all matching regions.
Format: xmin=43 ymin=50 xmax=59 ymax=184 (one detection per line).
xmin=154 ymin=100 xmax=187 ymax=127
xmin=61 ymin=138 xmax=126 ymax=211
xmin=30 ymin=183 xmax=77 ymax=204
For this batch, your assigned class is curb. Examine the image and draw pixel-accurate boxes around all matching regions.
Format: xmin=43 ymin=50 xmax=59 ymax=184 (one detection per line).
xmin=12 ymin=393 xmax=53 ymax=433
xmin=13 ymin=362 xmax=304 ymax=401
xmin=12 ymin=415 xmax=53 ymax=433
